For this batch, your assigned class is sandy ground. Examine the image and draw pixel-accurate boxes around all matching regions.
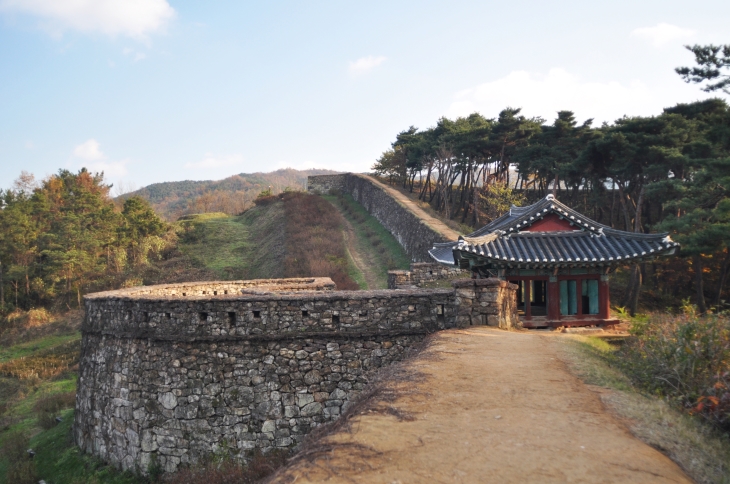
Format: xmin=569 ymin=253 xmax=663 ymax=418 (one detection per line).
xmin=275 ymin=328 xmax=692 ymax=483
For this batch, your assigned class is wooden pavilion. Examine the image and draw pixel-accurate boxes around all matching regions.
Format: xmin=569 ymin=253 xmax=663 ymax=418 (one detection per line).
xmin=429 ymin=195 xmax=679 ymax=328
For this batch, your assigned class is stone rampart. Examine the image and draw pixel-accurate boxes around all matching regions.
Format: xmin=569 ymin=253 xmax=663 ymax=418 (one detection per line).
xmin=308 ymin=174 xmax=450 ymax=262
xmin=74 ymin=277 xmax=515 ymax=474
xmin=388 ymin=262 xmax=467 ymax=289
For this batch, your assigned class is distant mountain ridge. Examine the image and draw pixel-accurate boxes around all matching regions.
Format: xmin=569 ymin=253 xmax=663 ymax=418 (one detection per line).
xmin=125 ymin=168 xmax=340 ymax=220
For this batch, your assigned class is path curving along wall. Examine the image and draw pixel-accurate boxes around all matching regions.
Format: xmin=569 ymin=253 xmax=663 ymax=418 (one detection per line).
xmin=308 ymin=174 xmax=456 ymax=262
xmin=74 ymin=277 xmax=516 ymax=474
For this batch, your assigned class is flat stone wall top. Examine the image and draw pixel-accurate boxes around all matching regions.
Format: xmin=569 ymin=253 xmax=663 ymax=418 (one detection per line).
xmin=452 ymin=278 xmax=516 ymax=289
xmin=83 ymin=282 xmax=456 ymax=342
xmin=85 ymin=278 xmax=336 ymax=300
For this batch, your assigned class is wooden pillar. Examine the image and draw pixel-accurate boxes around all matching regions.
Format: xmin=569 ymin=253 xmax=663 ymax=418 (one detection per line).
xmin=599 ymin=275 xmax=610 ymax=320
xmin=547 ymin=276 xmax=560 ymax=323
xmin=525 ymin=279 xmax=532 ymax=320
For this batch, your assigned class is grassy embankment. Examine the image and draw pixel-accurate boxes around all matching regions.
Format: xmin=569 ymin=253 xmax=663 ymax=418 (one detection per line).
xmin=176 ymin=204 xmax=287 ymax=281
xmin=177 ymin=192 xmax=362 ymax=289
xmin=558 ymin=327 xmax=730 ymax=484
xmin=322 ymin=192 xmax=411 ymax=289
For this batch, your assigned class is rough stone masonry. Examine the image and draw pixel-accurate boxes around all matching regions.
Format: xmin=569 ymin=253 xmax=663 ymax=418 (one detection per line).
xmin=74 ymin=277 xmax=516 ymax=474
xmin=307 ymin=173 xmax=452 ymax=262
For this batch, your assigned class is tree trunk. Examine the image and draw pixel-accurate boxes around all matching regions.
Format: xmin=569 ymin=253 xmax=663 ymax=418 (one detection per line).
xmin=694 ymin=254 xmax=707 ymax=314
xmin=420 ymin=165 xmax=432 ymax=200
xmin=616 ymin=183 xmax=632 ymax=231
xmin=621 ymin=263 xmax=637 ymax=314
xmin=716 ymin=249 xmax=730 ymax=308
xmin=0 ymin=261 xmax=4 ymax=309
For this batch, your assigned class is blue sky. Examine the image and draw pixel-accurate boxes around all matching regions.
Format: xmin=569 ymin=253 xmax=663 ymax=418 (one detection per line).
xmin=1 ymin=1 xmax=728 ymax=192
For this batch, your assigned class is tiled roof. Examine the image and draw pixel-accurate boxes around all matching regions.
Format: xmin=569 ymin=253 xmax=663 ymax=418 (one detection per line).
xmin=429 ymin=195 xmax=679 ymax=269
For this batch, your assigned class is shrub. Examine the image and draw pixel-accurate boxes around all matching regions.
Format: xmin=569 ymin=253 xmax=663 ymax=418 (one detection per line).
xmin=164 ymin=449 xmax=288 ymax=484
xmin=619 ymin=313 xmax=730 ymax=429
xmin=0 ymin=431 xmax=37 ymax=484
xmin=34 ymin=391 xmax=76 ymax=429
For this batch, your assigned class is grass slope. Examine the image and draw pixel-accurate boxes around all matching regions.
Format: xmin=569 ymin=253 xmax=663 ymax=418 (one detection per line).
xmin=175 ymin=203 xmax=286 ymax=281
xmin=0 ymin=309 xmax=141 ymax=484
xmin=557 ymin=336 xmax=730 ymax=484
xmin=323 ymin=192 xmax=410 ymax=289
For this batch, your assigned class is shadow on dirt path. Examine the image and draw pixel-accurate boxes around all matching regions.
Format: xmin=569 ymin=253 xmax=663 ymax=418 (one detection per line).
xmin=274 ymin=328 xmax=691 ymax=483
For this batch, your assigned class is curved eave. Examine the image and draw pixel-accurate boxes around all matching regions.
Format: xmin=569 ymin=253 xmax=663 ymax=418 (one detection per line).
xmin=454 ymin=246 xmax=679 ymax=270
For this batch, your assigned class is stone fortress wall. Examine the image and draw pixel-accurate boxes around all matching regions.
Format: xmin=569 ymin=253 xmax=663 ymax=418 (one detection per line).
xmin=307 ymin=173 xmax=450 ymax=262
xmin=74 ymin=277 xmax=517 ymax=474
xmin=388 ymin=262 xmax=468 ymax=289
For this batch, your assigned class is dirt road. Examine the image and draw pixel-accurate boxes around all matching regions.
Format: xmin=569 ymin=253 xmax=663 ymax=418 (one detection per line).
xmin=276 ymin=328 xmax=691 ymax=483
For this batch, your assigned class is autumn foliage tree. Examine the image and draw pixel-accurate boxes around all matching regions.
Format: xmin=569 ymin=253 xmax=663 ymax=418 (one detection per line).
xmin=0 ymin=169 xmax=168 ymax=312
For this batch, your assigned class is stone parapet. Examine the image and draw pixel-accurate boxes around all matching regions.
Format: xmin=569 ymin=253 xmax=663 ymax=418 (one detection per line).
xmin=387 ymin=262 xmax=467 ymax=289
xmin=451 ymin=278 xmax=519 ymax=329
xmin=74 ymin=277 xmax=515 ymax=474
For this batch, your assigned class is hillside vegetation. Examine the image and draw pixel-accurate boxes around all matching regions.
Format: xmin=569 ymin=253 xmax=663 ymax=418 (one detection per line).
xmin=125 ymin=168 xmax=340 ymax=221
xmin=174 ymin=192 xmax=362 ymax=288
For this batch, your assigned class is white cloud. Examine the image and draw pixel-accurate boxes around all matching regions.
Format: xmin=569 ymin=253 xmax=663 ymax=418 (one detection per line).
xmin=83 ymin=159 xmax=129 ymax=177
xmin=185 ymin=153 xmax=244 ymax=170
xmin=349 ymin=55 xmax=386 ymax=75
xmin=444 ymin=68 xmax=693 ymax=125
xmin=631 ymin=23 xmax=695 ymax=47
xmin=73 ymin=139 xmax=105 ymax=161
xmin=68 ymin=138 xmax=129 ymax=182
xmin=0 ymin=0 xmax=175 ymax=40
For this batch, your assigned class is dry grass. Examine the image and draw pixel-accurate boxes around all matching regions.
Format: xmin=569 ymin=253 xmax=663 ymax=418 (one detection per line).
xmin=0 ymin=339 xmax=80 ymax=381
xmin=163 ymin=449 xmax=289 ymax=484
xmin=280 ymin=192 xmax=359 ymax=290
xmin=556 ymin=335 xmax=730 ymax=484
xmin=33 ymin=391 xmax=76 ymax=430
xmin=0 ymin=309 xmax=81 ymax=347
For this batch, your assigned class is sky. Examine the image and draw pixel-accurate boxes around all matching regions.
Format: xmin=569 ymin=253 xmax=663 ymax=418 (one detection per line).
xmin=0 ymin=1 xmax=728 ymax=192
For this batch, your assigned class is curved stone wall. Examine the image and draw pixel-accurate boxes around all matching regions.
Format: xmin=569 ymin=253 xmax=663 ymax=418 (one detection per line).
xmin=75 ymin=279 xmax=455 ymax=473
xmin=74 ymin=277 xmax=515 ymax=474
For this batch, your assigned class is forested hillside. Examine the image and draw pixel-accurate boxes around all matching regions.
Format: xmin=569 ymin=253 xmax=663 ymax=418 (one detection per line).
xmin=373 ymin=98 xmax=730 ymax=314
xmin=0 ymin=169 xmax=171 ymax=313
xmin=125 ymin=168 xmax=340 ymax=220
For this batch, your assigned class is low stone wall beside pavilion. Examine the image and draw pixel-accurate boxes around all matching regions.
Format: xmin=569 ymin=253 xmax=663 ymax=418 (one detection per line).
xmin=388 ymin=262 xmax=468 ymax=289
xmin=74 ymin=277 xmax=516 ymax=474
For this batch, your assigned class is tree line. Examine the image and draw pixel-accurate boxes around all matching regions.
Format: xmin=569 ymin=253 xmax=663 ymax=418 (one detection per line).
xmin=0 ymin=169 xmax=168 ymax=312
xmin=373 ymin=45 xmax=730 ymax=314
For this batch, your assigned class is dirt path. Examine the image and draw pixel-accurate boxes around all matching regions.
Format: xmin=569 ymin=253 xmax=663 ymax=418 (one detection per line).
xmin=276 ymin=328 xmax=691 ymax=483
xmin=341 ymin=219 xmax=381 ymax=290
xmin=358 ymin=175 xmax=461 ymax=240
